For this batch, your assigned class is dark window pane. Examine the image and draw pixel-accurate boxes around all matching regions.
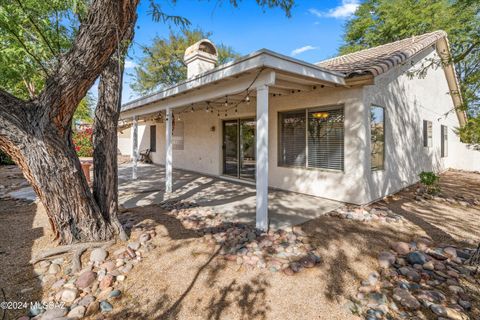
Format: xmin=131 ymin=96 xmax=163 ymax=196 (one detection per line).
xmin=371 ymin=106 xmax=385 ymax=170
xmin=423 ymin=120 xmax=432 ymax=147
xmin=150 ymin=125 xmax=156 ymax=152
xmin=441 ymin=125 xmax=448 ymax=157
xmin=278 ymin=111 xmax=306 ymax=167
xmin=307 ymin=108 xmax=344 ymax=170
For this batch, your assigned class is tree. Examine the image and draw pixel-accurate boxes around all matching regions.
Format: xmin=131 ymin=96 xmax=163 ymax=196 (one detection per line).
xmin=340 ymin=0 xmax=479 ymax=120
xmin=131 ymin=28 xmax=240 ymax=94
xmin=0 ymin=0 xmax=139 ymax=244
xmin=0 ymin=0 xmax=293 ymax=245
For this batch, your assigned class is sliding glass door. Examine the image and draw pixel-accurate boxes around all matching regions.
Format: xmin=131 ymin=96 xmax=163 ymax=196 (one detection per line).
xmin=223 ymin=118 xmax=256 ymax=180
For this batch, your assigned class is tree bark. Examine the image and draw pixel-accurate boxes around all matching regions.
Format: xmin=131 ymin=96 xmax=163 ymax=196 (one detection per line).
xmin=0 ymin=0 xmax=139 ymax=245
xmin=93 ymin=19 xmax=135 ymax=242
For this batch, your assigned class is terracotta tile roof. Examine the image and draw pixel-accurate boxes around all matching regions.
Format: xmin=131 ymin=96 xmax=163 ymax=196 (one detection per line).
xmin=316 ymin=30 xmax=447 ymax=77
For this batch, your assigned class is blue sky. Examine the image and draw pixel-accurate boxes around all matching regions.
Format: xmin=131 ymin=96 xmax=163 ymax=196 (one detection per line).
xmin=114 ymin=0 xmax=360 ymax=103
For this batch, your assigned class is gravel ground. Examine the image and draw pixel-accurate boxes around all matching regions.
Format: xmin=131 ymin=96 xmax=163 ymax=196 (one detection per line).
xmin=0 ymin=166 xmax=479 ymax=320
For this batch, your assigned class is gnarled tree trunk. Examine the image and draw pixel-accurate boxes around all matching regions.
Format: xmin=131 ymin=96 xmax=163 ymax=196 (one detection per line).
xmin=93 ymin=20 xmax=135 ymax=242
xmin=0 ymin=0 xmax=139 ymax=245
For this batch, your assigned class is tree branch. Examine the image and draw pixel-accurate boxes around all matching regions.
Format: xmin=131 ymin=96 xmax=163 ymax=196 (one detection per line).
xmin=14 ymin=0 xmax=58 ymax=57
xmin=38 ymin=0 xmax=139 ymax=131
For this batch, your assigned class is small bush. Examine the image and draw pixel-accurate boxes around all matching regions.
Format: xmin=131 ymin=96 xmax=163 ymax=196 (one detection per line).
xmin=419 ymin=171 xmax=440 ymax=194
xmin=0 ymin=150 xmax=14 ymax=165
xmin=73 ymin=128 xmax=93 ymax=157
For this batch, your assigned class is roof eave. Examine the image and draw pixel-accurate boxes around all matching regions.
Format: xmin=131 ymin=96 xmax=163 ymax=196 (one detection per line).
xmin=121 ymin=49 xmax=346 ymax=113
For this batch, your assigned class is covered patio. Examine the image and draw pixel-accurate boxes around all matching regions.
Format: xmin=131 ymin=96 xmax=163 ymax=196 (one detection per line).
xmin=118 ymin=163 xmax=342 ymax=230
xmin=119 ymin=48 xmax=347 ymax=231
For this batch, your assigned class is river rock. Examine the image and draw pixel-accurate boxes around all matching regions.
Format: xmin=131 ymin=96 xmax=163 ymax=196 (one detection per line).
xmin=392 ymin=288 xmax=420 ymax=310
xmin=41 ymin=307 xmax=67 ymax=320
xmin=444 ymin=247 xmax=458 ymax=258
xmin=90 ymin=248 xmax=108 ymax=263
xmin=406 ymin=251 xmax=427 ymax=265
xmin=75 ymin=271 xmax=96 ymax=289
xmin=100 ymin=275 xmax=114 ymax=289
xmin=48 ymin=263 xmax=60 ymax=274
xmin=100 ymin=300 xmax=113 ymax=313
xmin=86 ymin=301 xmax=100 ymax=316
xmin=392 ymin=242 xmax=410 ymax=255
xmin=378 ymin=252 xmax=396 ymax=268
xmin=67 ymin=305 xmax=86 ymax=319
xmin=61 ymin=288 xmax=78 ymax=303
xmin=128 ymin=242 xmax=141 ymax=251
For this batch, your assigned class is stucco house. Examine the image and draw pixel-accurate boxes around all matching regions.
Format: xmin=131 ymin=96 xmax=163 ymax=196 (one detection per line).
xmin=118 ymin=30 xmax=480 ymax=230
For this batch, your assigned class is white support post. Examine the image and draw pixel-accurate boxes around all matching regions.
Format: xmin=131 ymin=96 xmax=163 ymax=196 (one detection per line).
xmin=132 ymin=115 xmax=138 ymax=180
xmin=165 ymin=108 xmax=173 ymax=193
xmin=256 ymin=85 xmax=269 ymax=231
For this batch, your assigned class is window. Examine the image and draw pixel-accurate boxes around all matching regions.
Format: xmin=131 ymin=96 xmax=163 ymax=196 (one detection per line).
xmin=278 ymin=106 xmax=344 ymax=171
xmin=423 ymin=120 xmax=432 ymax=147
xmin=150 ymin=125 xmax=156 ymax=152
xmin=371 ymin=106 xmax=385 ymax=170
xmin=441 ymin=125 xmax=448 ymax=157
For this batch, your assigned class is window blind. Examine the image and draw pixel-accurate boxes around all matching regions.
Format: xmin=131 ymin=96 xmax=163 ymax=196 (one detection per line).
xmin=278 ymin=111 xmax=306 ymax=166
xmin=307 ymin=108 xmax=344 ymax=170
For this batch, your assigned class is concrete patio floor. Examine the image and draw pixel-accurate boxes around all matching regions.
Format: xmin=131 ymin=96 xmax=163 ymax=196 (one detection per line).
xmin=119 ymin=163 xmax=342 ymax=230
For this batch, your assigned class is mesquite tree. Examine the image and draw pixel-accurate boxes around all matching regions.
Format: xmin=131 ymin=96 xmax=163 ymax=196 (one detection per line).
xmin=92 ymin=22 xmax=135 ymax=242
xmin=0 ymin=0 xmax=139 ymax=244
xmin=0 ymin=0 xmax=293 ymax=245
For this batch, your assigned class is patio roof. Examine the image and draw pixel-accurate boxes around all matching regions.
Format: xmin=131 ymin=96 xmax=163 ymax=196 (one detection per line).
xmin=120 ymin=49 xmax=346 ymax=117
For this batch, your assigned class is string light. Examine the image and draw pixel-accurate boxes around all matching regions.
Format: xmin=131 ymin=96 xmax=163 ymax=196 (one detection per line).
xmin=245 ymin=95 xmax=250 ymax=104
xmin=190 ymin=104 xmax=194 ymax=112
xmin=224 ymin=96 xmax=228 ymax=107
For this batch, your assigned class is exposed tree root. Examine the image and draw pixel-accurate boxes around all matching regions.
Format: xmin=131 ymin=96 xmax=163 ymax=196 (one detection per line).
xmin=71 ymin=248 xmax=87 ymax=273
xmin=30 ymin=240 xmax=115 ymax=264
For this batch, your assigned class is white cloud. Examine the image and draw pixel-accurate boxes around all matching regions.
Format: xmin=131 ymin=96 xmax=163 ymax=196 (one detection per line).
xmin=124 ymin=60 xmax=137 ymax=69
xmin=309 ymin=0 xmax=360 ymax=19
xmin=291 ymin=45 xmax=317 ymax=56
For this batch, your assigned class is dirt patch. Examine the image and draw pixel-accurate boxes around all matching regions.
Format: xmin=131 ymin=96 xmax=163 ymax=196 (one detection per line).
xmin=0 ymin=167 xmax=479 ymax=320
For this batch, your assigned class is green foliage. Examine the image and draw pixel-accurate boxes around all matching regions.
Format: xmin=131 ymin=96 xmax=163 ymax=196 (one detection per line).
xmin=340 ymin=0 xmax=480 ymax=117
xmin=73 ymin=94 xmax=94 ymax=125
xmin=457 ymin=117 xmax=480 ymax=148
xmin=0 ymin=0 xmax=81 ymax=99
xmin=419 ymin=171 xmax=440 ymax=194
xmin=73 ymin=128 xmax=93 ymax=157
xmin=0 ymin=150 xmax=14 ymax=165
xmin=130 ymin=28 xmax=240 ymax=94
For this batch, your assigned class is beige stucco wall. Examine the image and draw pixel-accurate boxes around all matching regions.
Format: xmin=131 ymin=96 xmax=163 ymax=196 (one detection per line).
xmin=363 ymin=47 xmax=480 ymax=202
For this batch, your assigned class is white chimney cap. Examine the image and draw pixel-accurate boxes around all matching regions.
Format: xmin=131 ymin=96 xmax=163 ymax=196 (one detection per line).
xmin=184 ymin=39 xmax=218 ymax=78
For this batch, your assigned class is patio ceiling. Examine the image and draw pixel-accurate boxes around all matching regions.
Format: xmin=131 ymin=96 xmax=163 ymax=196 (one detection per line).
xmin=119 ymin=49 xmax=347 ymax=120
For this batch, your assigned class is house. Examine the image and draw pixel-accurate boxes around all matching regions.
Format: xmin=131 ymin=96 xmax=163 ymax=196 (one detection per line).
xmin=118 ymin=31 xmax=480 ymax=231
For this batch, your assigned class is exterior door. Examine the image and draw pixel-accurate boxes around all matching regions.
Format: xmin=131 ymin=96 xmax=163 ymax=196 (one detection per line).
xmin=223 ymin=120 xmax=238 ymax=177
xmin=223 ymin=118 xmax=255 ymax=180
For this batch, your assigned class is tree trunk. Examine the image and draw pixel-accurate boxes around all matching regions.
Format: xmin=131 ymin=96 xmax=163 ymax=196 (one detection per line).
xmin=0 ymin=0 xmax=139 ymax=245
xmin=1 ymin=121 xmax=113 ymax=244
xmin=92 ymin=21 xmax=135 ymax=242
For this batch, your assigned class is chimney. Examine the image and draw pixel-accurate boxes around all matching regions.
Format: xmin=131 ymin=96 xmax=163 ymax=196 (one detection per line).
xmin=184 ymin=39 xmax=218 ymax=78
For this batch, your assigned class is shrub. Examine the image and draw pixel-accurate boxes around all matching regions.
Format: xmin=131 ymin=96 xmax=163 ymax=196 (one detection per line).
xmin=0 ymin=150 xmax=14 ymax=165
xmin=419 ymin=171 xmax=440 ymax=194
xmin=73 ymin=128 xmax=93 ymax=157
